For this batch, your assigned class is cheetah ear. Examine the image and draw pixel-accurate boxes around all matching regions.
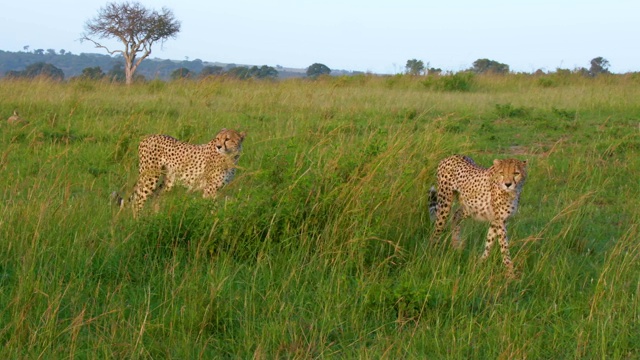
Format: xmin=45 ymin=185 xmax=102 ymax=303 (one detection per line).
xmin=493 ymin=159 xmax=501 ymax=166
xmin=240 ymin=131 xmax=247 ymax=139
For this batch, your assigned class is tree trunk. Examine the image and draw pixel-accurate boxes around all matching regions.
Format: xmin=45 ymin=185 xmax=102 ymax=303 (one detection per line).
xmin=124 ymin=52 xmax=148 ymax=85
xmin=124 ymin=54 xmax=134 ymax=85
xmin=125 ymin=66 xmax=134 ymax=85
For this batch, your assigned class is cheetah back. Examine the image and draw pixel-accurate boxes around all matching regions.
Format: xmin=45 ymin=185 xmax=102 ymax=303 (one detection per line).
xmin=138 ymin=135 xmax=211 ymax=189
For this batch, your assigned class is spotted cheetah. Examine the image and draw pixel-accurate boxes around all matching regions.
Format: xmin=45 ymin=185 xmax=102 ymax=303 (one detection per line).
xmin=429 ymin=155 xmax=527 ymax=274
xmin=124 ymin=128 xmax=246 ymax=217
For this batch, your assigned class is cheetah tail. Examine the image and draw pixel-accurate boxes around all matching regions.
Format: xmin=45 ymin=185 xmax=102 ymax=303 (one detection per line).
xmin=110 ymin=191 xmax=125 ymax=208
xmin=428 ymin=186 xmax=438 ymax=222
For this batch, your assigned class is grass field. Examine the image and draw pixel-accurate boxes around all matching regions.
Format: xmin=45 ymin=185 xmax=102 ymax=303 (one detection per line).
xmin=1 ymin=73 xmax=639 ymax=358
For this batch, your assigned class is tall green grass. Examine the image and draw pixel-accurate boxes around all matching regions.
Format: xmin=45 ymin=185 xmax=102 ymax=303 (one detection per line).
xmin=1 ymin=74 xmax=639 ymax=358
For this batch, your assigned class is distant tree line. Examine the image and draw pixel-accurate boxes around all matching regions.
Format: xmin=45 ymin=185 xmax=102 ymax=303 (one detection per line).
xmin=169 ymin=64 xmax=280 ymax=80
xmin=405 ymin=57 xmax=612 ymax=77
xmin=2 ymin=49 xmax=615 ymax=82
xmin=5 ymin=62 xmax=65 ymax=81
xmin=0 ymin=49 xmax=210 ymax=80
xmin=0 ymin=50 xmax=344 ymax=81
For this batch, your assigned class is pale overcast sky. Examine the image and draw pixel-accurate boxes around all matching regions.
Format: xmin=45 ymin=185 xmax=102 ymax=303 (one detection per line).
xmin=2 ymin=0 xmax=638 ymax=74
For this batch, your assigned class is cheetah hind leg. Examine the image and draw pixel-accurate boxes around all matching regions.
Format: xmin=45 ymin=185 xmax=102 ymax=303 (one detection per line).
xmin=450 ymin=208 xmax=467 ymax=249
xmin=131 ymin=172 xmax=164 ymax=217
xmin=150 ymin=174 xmax=175 ymax=213
xmin=431 ymin=188 xmax=454 ymax=244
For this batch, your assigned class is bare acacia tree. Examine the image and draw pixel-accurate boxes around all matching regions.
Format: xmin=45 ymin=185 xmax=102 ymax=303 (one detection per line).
xmin=81 ymin=2 xmax=181 ymax=85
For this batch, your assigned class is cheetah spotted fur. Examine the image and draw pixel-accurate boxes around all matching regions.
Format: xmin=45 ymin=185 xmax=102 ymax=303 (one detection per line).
xmin=429 ymin=155 xmax=527 ymax=274
xmin=127 ymin=128 xmax=246 ymax=217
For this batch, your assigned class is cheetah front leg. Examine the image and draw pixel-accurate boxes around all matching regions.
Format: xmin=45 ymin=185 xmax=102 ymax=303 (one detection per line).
xmin=202 ymin=178 xmax=222 ymax=199
xmin=483 ymin=221 xmax=514 ymax=275
xmin=202 ymin=186 xmax=218 ymax=199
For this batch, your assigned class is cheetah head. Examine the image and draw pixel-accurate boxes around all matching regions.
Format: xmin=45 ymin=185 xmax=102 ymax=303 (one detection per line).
xmin=492 ymin=158 xmax=527 ymax=192
xmin=213 ymin=128 xmax=246 ymax=156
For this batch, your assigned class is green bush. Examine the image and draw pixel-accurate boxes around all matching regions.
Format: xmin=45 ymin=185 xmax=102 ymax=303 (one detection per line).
xmin=495 ymin=103 xmax=532 ymax=118
xmin=422 ymin=71 xmax=475 ymax=92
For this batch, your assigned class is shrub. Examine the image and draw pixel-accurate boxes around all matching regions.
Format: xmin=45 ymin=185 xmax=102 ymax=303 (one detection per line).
xmin=494 ymin=103 xmax=532 ymax=119
xmin=422 ymin=72 xmax=475 ymax=92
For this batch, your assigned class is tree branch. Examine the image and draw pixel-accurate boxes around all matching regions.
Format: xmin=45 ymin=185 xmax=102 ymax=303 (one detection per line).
xmin=80 ymin=36 xmax=123 ymax=56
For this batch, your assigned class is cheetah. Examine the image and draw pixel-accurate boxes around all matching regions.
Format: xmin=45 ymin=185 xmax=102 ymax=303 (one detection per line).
xmin=124 ymin=128 xmax=246 ymax=217
xmin=429 ymin=155 xmax=527 ymax=274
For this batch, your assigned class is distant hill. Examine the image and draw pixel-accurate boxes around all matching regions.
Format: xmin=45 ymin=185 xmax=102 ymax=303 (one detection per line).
xmin=0 ymin=49 xmax=360 ymax=80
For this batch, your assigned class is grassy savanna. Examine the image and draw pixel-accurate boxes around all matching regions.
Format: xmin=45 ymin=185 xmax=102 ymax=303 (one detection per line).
xmin=1 ymin=73 xmax=639 ymax=358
